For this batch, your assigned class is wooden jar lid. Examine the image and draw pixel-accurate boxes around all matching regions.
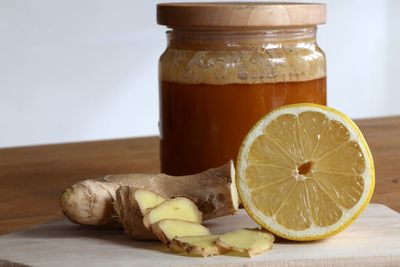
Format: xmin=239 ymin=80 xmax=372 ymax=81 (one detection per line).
xmin=157 ymin=2 xmax=326 ymax=28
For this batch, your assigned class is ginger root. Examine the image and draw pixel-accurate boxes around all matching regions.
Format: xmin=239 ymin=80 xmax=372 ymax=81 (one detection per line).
xmin=59 ymin=161 xmax=276 ymax=258
xmin=215 ymin=228 xmax=275 ymax=257
xmin=151 ymin=219 xmax=210 ymax=243
xmin=59 ymin=161 xmax=238 ymax=226
xmin=114 ymin=187 xmax=167 ymax=240
xmin=170 ymin=235 xmax=228 ymax=257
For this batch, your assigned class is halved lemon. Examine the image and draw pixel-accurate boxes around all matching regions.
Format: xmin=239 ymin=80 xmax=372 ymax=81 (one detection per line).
xmin=236 ymin=103 xmax=375 ymax=241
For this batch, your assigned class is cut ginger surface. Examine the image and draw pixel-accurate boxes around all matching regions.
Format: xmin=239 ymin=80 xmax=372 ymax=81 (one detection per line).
xmin=151 ymin=219 xmax=210 ymax=243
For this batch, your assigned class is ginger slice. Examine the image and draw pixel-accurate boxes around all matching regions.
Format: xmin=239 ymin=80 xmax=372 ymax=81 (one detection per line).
xmin=134 ymin=188 xmax=167 ymax=213
xmin=114 ymin=187 xmax=167 ymax=240
xmin=143 ymin=197 xmax=202 ymax=229
xmin=170 ymin=235 xmax=229 ymax=257
xmin=215 ymin=228 xmax=275 ymax=257
xmin=151 ymin=219 xmax=210 ymax=243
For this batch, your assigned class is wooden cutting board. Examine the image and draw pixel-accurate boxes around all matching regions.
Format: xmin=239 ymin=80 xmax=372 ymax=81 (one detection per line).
xmin=0 ymin=204 xmax=399 ymax=267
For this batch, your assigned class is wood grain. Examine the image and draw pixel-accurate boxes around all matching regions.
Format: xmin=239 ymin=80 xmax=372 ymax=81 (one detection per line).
xmin=157 ymin=3 xmax=326 ymax=28
xmin=0 ymin=137 xmax=159 ymax=235
xmin=0 ymin=116 xmax=399 ymax=235
xmin=356 ymin=116 xmax=400 ymax=212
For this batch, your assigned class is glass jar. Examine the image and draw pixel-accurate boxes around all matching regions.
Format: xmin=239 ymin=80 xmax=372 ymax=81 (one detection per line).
xmin=157 ymin=3 xmax=326 ymax=175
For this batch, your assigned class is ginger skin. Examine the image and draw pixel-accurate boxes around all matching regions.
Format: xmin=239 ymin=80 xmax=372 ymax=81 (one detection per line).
xmin=60 ymin=180 xmax=120 ymax=226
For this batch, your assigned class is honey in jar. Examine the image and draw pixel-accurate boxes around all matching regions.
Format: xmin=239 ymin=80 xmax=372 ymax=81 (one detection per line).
xmin=157 ymin=3 xmax=327 ymax=175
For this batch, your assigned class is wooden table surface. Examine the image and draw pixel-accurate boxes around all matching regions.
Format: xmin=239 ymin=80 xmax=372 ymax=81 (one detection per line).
xmin=1 ymin=116 xmax=399 ymax=235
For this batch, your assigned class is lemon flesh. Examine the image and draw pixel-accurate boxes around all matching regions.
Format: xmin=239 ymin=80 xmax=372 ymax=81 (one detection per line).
xmin=237 ymin=104 xmax=375 ymax=241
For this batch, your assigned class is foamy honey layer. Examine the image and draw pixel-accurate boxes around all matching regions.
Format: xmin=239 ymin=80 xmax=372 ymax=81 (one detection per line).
xmin=160 ymin=47 xmax=326 ymax=84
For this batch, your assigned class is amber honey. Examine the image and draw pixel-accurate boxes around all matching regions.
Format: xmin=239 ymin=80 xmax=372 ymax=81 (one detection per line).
xmin=160 ymin=77 xmax=326 ymax=175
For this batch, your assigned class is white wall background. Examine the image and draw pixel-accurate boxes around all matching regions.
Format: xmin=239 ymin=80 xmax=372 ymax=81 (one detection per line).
xmin=1 ymin=0 xmax=399 ymax=148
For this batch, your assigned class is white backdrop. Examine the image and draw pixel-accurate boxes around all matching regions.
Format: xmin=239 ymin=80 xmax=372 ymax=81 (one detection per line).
xmin=1 ymin=0 xmax=399 ymax=148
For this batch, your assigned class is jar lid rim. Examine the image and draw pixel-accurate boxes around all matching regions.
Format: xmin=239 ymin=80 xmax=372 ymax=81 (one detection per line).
xmin=157 ymin=2 xmax=326 ymax=28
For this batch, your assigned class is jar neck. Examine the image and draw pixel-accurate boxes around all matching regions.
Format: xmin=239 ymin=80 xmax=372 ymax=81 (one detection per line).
xmin=167 ymin=27 xmax=317 ymax=50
